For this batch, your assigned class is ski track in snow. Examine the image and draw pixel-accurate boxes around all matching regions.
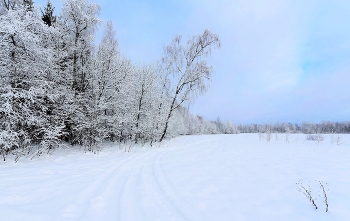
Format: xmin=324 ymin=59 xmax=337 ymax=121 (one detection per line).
xmin=55 ymin=137 xmax=217 ymax=221
xmin=1 ymin=134 xmax=350 ymax=221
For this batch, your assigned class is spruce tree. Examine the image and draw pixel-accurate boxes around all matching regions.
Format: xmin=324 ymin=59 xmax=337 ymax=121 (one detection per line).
xmin=41 ymin=0 xmax=56 ymax=27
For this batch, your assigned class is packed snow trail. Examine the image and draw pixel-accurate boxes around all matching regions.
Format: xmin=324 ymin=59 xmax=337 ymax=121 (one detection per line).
xmin=1 ymin=134 xmax=350 ymax=221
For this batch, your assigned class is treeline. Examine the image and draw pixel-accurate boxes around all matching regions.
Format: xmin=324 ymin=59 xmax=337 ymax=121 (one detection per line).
xmin=0 ymin=0 xmax=229 ymax=161
xmin=181 ymin=114 xmax=239 ymax=135
xmin=237 ymin=121 xmax=350 ymax=134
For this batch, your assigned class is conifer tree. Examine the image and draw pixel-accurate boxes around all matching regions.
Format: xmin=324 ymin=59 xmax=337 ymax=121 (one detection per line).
xmin=41 ymin=0 xmax=56 ymax=26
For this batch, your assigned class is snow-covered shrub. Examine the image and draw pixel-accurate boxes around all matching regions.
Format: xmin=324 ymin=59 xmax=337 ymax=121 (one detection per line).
xmin=306 ymin=135 xmax=324 ymax=144
xmin=335 ymin=136 xmax=343 ymax=145
xmin=32 ymin=125 xmax=66 ymax=158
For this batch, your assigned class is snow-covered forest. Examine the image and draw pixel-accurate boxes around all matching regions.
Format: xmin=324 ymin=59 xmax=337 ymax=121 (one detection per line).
xmin=0 ymin=0 xmax=242 ymax=161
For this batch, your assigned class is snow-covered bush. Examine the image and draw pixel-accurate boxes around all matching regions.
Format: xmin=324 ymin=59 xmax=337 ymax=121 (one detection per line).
xmin=305 ymin=135 xmax=324 ymax=144
xmin=335 ymin=135 xmax=343 ymax=145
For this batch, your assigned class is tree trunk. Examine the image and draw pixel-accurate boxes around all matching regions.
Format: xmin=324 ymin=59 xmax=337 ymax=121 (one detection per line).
xmin=159 ymin=95 xmax=177 ymax=142
xmin=159 ymin=113 xmax=171 ymax=142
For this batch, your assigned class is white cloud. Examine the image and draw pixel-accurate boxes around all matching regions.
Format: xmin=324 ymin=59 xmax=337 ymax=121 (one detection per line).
xmin=188 ymin=0 xmax=350 ymax=123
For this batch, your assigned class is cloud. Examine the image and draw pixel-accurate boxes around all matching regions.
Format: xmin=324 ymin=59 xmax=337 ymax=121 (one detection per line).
xmin=188 ymin=0 xmax=350 ymax=123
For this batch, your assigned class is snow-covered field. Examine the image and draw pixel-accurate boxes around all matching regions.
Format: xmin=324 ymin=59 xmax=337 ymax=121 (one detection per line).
xmin=1 ymin=134 xmax=350 ymax=221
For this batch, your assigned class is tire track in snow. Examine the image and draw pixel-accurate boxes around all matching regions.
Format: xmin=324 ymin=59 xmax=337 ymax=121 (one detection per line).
xmin=151 ymin=150 xmax=211 ymax=221
xmin=56 ymin=136 xmax=219 ymax=221
xmin=55 ymin=151 xmax=152 ymax=221
xmin=81 ymin=150 xmax=157 ymax=221
xmin=117 ymin=151 xmax=157 ymax=221
xmin=118 ymin=148 xmax=186 ymax=221
xmin=115 ymin=137 xmax=217 ymax=221
xmin=115 ymin=138 xmax=220 ymax=221
xmin=138 ymin=149 xmax=185 ymax=221
xmin=118 ymin=147 xmax=203 ymax=221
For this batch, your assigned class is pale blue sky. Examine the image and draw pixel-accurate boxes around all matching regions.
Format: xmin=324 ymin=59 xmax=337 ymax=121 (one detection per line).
xmin=36 ymin=0 xmax=350 ymax=124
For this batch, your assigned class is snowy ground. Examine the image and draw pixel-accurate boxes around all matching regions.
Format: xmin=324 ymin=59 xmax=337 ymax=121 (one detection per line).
xmin=1 ymin=134 xmax=350 ymax=221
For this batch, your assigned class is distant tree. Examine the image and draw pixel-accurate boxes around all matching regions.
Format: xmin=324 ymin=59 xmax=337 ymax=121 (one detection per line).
xmin=225 ymin=120 xmax=238 ymax=134
xmin=215 ymin=116 xmax=224 ymax=133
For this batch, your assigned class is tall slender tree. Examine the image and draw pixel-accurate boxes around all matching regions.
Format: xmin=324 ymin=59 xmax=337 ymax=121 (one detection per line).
xmin=159 ymin=29 xmax=220 ymax=141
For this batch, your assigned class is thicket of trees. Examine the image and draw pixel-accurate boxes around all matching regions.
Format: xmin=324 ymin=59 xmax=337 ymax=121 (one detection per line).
xmin=0 ymin=0 xmax=237 ymax=161
xmin=237 ymin=121 xmax=350 ymax=134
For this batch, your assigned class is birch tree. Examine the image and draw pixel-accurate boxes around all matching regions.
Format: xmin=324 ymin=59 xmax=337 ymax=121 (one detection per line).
xmin=159 ymin=29 xmax=220 ymax=141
